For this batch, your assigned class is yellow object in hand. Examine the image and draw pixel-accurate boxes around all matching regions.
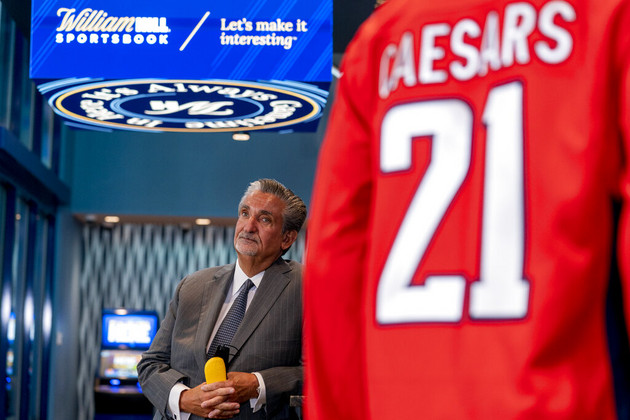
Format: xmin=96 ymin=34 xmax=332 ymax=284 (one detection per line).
xmin=204 ymin=357 xmax=227 ymax=384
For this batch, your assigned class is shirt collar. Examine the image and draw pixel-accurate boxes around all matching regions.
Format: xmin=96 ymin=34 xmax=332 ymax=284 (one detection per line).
xmin=233 ymin=259 xmax=263 ymax=296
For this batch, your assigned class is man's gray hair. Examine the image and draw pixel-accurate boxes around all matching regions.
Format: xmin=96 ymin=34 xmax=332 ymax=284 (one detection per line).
xmin=240 ymin=178 xmax=307 ymax=233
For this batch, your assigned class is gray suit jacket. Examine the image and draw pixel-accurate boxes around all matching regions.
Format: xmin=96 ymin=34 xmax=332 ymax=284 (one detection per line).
xmin=137 ymin=258 xmax=303 ymax=420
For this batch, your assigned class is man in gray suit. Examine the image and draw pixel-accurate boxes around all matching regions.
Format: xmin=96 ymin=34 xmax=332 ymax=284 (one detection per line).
xmin=138 ymin=179 xmax=306 ymax=420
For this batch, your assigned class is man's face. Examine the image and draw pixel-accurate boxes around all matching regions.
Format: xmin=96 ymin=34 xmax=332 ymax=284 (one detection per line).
xmin=234 ymin=191 xmax=290 ymax=263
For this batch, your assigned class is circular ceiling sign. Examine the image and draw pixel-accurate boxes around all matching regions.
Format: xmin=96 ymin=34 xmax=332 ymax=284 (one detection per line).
xmin=45 ymin=79 xmax=328 ymax=132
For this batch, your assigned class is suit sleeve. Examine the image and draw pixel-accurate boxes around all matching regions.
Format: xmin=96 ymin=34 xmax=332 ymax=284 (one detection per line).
xmin=303 ymin=27 xmax=375 ymax=420
xmin=256 ymin=270 xmax=304 ymax=418
xmin=259 ymin=364 xmax=303 ymax=416
xmin=137 ymin=279 xmax=189 ymax=418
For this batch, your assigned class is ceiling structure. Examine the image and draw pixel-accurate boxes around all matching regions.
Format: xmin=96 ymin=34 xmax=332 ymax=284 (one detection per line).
xmin=1 ymin=0 xmax=379 ymax=226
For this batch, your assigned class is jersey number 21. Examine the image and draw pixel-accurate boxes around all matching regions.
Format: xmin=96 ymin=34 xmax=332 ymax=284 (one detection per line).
xmin=377 ymin=81 xmax=530 ymax=324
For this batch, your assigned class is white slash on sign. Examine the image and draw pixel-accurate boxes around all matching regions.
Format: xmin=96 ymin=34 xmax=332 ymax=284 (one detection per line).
xmin=180 ymin=11 xmax=210 ymax=51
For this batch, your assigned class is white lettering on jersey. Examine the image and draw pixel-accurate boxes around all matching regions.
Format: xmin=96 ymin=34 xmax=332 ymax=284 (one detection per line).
xmin=419 ymin=23 xmax=450 ymax=84
xmin=536 ymin=1 xmax=576 ymax=63
xmin=450 ymin=19 xmax=481 ymax=81
xmin=379 ymin=0 xmax=576 ymax=98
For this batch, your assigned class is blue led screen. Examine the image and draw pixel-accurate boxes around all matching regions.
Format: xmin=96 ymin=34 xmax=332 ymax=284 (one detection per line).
xmin=30 ymin=0 xmax=332 ymax=81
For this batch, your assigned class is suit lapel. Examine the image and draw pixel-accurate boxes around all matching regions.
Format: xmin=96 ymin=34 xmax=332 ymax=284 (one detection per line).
xmin=194 ymin=264 xmax=234 ymax=369
xmin=229 ymin=258 xmax=292 ymax=363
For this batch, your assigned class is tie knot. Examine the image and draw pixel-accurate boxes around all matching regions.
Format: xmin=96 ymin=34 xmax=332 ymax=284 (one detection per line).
xmin=240 ymin=279 xmax=254 ymax=295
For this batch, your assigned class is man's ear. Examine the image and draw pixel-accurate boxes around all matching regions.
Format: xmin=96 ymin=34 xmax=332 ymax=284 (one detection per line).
xmin=281 ymin=230 xmax=298 ymax=251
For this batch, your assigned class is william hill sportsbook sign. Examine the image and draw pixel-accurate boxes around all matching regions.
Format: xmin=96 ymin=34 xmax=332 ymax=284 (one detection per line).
xmin=30 ymin=0 xmax=332 ymax=132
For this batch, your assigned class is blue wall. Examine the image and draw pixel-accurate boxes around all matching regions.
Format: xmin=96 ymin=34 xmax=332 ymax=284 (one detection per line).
xmin=69 ymin=127 xmax=326 ymax=219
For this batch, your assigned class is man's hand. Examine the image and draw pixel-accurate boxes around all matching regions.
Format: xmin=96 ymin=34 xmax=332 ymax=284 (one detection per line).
xmin=226 ymin=372 xmax=260 ymax=403
xmin=180 ymin=380 xmax=240 ymax=419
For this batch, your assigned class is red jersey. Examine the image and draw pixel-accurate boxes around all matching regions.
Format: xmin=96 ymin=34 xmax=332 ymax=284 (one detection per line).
xmin=304 ymin=0 xmax=630 ymax=419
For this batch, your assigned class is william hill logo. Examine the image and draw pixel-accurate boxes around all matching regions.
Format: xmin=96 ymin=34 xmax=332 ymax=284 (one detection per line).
xmin=42 ymin=79 xmax=327 ymax=133
xmin=55 ymin=8 xmax=171 ymax=46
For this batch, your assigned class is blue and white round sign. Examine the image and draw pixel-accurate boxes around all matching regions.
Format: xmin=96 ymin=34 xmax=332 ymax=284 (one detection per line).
xmin=42 ymin=78 xmax=328 ymax=132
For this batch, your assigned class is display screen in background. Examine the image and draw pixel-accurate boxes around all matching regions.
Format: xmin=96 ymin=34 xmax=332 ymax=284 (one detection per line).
xmin=101 ymin=312 xmax=159 ymax=350
xmin=99 ymin=349 xmax=143 ymax=379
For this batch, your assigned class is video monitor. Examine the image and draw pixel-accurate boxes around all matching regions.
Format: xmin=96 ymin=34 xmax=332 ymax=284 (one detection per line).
xmin=99 ymin=349 xmax=144 ymax=379
xmin=101 ymin=309 xmax=159 ymax=350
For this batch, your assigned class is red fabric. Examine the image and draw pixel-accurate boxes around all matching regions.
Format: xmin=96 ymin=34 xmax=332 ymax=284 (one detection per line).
xmin=304 ymin=0 xmax=630 ymax=418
